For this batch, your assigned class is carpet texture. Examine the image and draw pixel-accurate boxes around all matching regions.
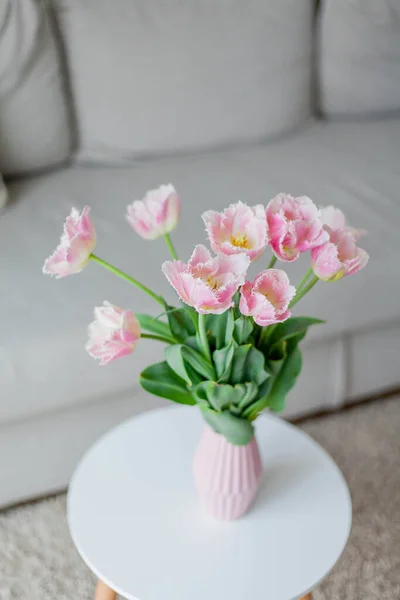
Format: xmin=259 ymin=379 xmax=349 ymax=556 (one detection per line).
xmin=0 ymin=396 xmax=399 ymax=599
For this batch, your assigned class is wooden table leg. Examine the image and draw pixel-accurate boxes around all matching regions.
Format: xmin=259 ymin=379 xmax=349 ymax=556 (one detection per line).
xmin=94 ymin=579 xmax=117 ymax=600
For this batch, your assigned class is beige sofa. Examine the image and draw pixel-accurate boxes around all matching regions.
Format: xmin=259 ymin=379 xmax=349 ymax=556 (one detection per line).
xmin=0 ymin=0 xmax=399 ymax=507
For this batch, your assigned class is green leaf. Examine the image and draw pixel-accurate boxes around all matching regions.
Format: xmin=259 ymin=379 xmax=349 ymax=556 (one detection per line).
xmin=267 ymin=343 xmax=286 ymax=361
xmin=181 ymin=345 xmax=215 ymax=380
xmin=233 ymin=317 xmax=254 ymax=345
xmin=200 ymin=407 xmax=255 ymax=446
xmin=205 ymin=310 xmax=234 ymax=349
xmin=241 ymin=378 xmax=273 ymax=419
xmin=265 ymin=357 xmax=285 ymax=376
xmin=213 ymin=343 xmax=234 ymax=382
xmin=267 ymin=344 xmax=302 ymax=412
xmin=165 ymin=345 xmax=191 ymax=385
xmin=140 ymin=361 xmax=195 ymax=405
xmin=245 ymin=346 xmax=270 ymax=385
xmin=229 ymin=405 xmax=243 ymax=416
xmin=165 ymin=344 xmax=214 ymax=384
xmin=167 ymin=305 xmax=196 ymax=342
xmin=256 ymin=377 xmax=272 ymax=400
xmin=230 ymin=344 xmax=250 ymax=383
xmin=136 ymin=313 xmax=174 ymax=340
xmin=195 ymin=381 xmax=259 ymax=412
xmin=184 ymin=363 xmax=204 ymax=387
xmin=249 ymin=339 xmax=302 ymax=418
xmin=263 ymin=323 xmax=306 ymax=376
xmin=185 ymin=304 xmax=199 ymax=327
xmin=231 ymin=345 xmax=269 ymax=386
xmin=184 ymin=335 xmax=200 ymax=352
xmin=268 ymin=317 xmax=324 ymax=351
xmin=195 ymin=381 xmax=240 ymax=410
xmin=236 ymin=382 xmax=260 ymax=409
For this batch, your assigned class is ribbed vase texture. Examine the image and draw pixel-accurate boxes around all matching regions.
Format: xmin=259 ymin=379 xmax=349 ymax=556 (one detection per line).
xmin=193 ymin=426 xmax=263 ymax=520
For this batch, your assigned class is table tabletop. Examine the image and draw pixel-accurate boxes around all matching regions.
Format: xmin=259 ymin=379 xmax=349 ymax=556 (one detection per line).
xmin=68 ymin=404 xmax=352 ymax=600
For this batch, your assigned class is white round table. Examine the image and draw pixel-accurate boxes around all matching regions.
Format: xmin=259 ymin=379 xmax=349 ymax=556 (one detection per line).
xmin=67 ymin=405 xmax=352 ymax=600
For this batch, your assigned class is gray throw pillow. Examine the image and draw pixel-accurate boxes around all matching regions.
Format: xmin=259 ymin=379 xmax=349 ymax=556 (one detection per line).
xmin=0 ymin=0 xmax=73 ymax=175
xmin=318 ymin=0 xmax=400 ymax=116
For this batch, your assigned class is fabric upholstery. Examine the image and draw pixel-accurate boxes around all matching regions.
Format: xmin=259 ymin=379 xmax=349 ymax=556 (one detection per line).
xmin=0 ymin=0 xmax=73 ymax=175
xmin=1 ymin=118 xmax=399 ymax=426
xmin=318 ymin=0 xmax=400 ymax=116
xmin=348 ymin=321 xmax=400 ymax=399
xmin=53 ymin=0 xmax=314 ymax=162
xmin=0 ymin=173 xmax=7 ymax=208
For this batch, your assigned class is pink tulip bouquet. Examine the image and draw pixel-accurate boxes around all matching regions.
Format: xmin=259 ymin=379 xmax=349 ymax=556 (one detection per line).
xmin=43 ymin=187 xmax=369 ymax=446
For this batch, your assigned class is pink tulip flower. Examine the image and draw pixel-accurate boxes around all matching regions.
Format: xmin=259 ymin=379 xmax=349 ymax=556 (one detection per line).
xmin=266 ymin=194 xmax=329 ymax=262
xmin=311 ymin=229 xmax=369 ymax=282
xmin=86 ymin=302 xmax=141 ymax=365
xmin=162 ymin=244 xmax=250 ymax=314
xmin=42 ymin=206 xmax=96 ymax=278
xmin=126 ymin=184 xmax=181 ymax=240
xmin=321 ymin=206 xmax=366 ymax=241
xmin=202 ymin=201 xmax=268 ymax=261
xmin=239 ymin=269 xmax=296 ymax=327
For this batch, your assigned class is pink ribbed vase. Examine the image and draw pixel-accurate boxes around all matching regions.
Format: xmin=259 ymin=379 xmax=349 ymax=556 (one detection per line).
xmin=193 ymin=426 xmax=263 ymax=521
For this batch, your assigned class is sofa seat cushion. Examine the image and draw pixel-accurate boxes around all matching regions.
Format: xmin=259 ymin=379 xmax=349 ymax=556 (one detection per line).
xmin=1 ymin=119 xmax=399 ymax=424
xmin=54 ymin=0 xmax=313 ymax=161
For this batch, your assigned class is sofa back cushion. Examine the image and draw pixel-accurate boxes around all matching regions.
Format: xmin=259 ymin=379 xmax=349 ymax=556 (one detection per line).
xmin=0 ymin=173 xmax=7 ymax=209
xmin=0 ymin=0 xmax=73 ymax=175
xmin=318 ymin=0 xmax=400 ymax=116
xmin=53 ymin=0 xmax=314 ymax=162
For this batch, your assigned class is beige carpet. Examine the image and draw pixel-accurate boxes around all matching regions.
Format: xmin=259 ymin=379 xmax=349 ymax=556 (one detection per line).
xmin=0 ymin=396 xmax=399 ymax=600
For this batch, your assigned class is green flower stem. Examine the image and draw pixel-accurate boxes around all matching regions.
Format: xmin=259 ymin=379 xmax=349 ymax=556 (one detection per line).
xmin=267 ymin=255 xmax=277 ymax=269
xmin=198 ymin=313 xmax=212 ymax=362
xmin=296 ymin=267 xmax=314 ymax=294
xmin=141 ymin=333 xmax=175 ymax=344
xmin=164 ymin=233 xmax=178 ymax=260
xmin=289 ymin=275 xmax=319 ymax=309
xmin=259 ymin=325 xmax=273 ymax=347
xmin=90 ymin=254 xmax=165 ymax=307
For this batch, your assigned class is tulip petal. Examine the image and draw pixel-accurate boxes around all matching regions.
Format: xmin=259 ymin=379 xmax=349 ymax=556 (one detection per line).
xmin=127 ymin=184 xmax=180 ymax=240
xmin=266 ymin=194 xmax=327 ymax=262
xmin=240 ymin=269 xmax=295 ymax=326
xmin=311 ymin=227 xmax=369 ymax=282
xmin=43 ymin=206 xmax=96 ymax=278
xmin=203 ymin=201 xmax=268 ymax=261
xmin=163 ymin=245 xmax=249 ymax=314
xmin=86 ymin=302 xmax=140 ymax=364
